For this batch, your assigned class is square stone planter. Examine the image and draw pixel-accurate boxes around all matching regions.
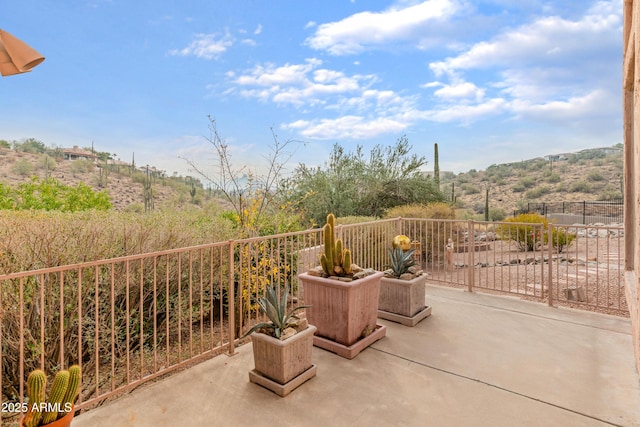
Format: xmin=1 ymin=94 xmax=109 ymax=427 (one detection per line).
xmin=298 ymin=271 xmax=386 ymax=359
xmin=249 ymin=324 xmax=317 ymax=397
xmin=378 ymin=274 xmax=431 ymax=327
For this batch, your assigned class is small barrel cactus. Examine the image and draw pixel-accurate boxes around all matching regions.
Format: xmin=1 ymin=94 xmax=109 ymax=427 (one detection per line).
xmin=392 ymin=235 xmax=412 ymax=251
xmin=320 ymin=214 xmax=353 ymax=276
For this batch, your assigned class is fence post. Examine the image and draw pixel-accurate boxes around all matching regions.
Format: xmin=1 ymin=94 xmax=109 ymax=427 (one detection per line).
xmin=468 ymin=220 xmax=474 ymax=292
xmin=227 ymin=240 xmax=237 ymax=356
xmin=547 ymin=223 xmax=554 ymax=307
xmin=583 ymin=201 xmax=586 ymax=224
xmin=396 ymin=217 xmax=403 ymax=236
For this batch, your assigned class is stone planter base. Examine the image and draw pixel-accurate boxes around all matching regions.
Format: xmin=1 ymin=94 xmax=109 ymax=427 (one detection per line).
xmin=378 ymin=305 xmax=432 ymax=327
xmin=249 ymin=364 xmax=317 ymax=397
xmin=312 ymin=324 xmax=386 ymax=359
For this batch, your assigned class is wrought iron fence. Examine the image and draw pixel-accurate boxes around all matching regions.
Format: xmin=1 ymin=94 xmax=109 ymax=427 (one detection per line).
xmin=0 ymin=217 xmax=627 ymax=424
xmin=514 ymin=200 xmax=624 ymax=224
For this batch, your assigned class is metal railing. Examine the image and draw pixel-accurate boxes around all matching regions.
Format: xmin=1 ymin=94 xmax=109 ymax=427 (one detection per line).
xmin=515 ymin=200 xmax=624 ymax=224
xmin=0 ymin=217 xmax=626 ymax=423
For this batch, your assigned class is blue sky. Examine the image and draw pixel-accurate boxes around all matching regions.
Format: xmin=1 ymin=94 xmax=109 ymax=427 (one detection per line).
xmin=1 ymin=0 xmax=622 ymax=179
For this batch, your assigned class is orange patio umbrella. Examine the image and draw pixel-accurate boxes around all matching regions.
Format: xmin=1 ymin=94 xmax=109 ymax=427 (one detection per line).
xmin=0 ymin=29 xmax=44 ymax=76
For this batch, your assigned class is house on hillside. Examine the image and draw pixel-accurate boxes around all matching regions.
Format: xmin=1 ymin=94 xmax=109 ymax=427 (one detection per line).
xmin=544 ymin=154 xmax=569 ymax=162
xmin=61 ymin=145 xmax=98 ymax=161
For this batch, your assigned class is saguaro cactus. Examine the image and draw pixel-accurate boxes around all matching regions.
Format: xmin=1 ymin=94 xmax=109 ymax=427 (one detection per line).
xmin=434 ymin=142 xmax=440 ymax=190
xmin=320 ymin=213 xmax=353 ymax=276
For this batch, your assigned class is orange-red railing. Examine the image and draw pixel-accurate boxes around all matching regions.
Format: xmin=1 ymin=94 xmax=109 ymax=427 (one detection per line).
xmin=0 ymin=218 xmax=626 ymax=422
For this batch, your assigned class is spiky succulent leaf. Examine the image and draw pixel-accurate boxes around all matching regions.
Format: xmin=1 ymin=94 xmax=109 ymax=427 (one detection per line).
xmin=386 ymin=247 xmax=416 ymax=277
xmin=242 ymin=286 xmax=311 ymax=339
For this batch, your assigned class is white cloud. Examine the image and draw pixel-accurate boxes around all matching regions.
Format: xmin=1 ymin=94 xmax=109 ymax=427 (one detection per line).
xmin=306 ymin=0 xmax=460 ymax=55
xmin=229 ymin=59 xmax=381 ymax=107
xmin=424 ymin=98 xmax=508 ymax=123
xmin=423 ymin=0 xmax=621 ymax=126
xmin=434 ymin=81 xmax=484 ymax=101
xmin=430 ymin=1 xmax=621 ymax=76
xmin=511 ymin=89 xmax=613 ymax=123
xmin=234 ymin=59 xmax=322 ymax=87
xmin=169 ymin=32 xmax=233 ymax=59
xmin=285 ymin=115 xmax=407 ymax=139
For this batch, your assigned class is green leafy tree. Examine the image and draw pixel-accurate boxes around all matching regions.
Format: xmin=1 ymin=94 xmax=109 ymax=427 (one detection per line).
xmin=285 ymin=137 xmax=445 ymax=224
xmin=13 ymin=138 xmax=46 ymax=153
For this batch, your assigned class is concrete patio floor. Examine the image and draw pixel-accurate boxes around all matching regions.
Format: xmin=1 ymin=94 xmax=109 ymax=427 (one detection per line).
xmin=73 ymin=285 xmax=640 ymax=427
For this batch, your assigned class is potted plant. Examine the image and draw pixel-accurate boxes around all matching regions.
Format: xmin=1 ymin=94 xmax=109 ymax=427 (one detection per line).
xmin=378 ymin=235 xmax=431 ymax=326
xmin=242 ymin=285 xmax=316 ymax=397
xmin=20 ymin=365 xmax=81 ymax=427
xmin=298 ymin=213 xmax=386 ymax=359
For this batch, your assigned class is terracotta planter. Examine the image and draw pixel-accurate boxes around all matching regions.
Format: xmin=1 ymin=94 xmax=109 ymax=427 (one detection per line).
xmin=378 ymin=274 xmax=431 ymax=326
xmin=299 ymin=271 xmax=386 ymax=358
xmin=249 ymin=325 xmax=317 ymax=397
xmin=20 ymin=406 xmax=75 ymax=427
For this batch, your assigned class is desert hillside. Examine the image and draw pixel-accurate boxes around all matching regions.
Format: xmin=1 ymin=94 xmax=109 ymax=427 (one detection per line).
xmin=0 ymin=147 xmax=196 ymax=211
xmin=0 ymin=144 xmax=623 ymax=216
xmin=440 ymin=145 xmax=623 ymax=219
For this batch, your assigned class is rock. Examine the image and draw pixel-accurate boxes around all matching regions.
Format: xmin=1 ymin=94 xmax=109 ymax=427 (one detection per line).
xmin=296 ymin=318 xmax=308 ymax=331
xmin=307 ymin=266 xmax=323 ymax=277
xmin=399 ymin=273 xmax=414 ymax=281
xmin=280 ymin=327 xmax=297 ymax=340
xmin=407 ymin=266 xmax=418 ymax=274
xmin=350 ymin=263 xmax=363 ymax=273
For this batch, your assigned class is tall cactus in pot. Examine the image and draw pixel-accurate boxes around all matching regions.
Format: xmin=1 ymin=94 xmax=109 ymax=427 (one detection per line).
xmin=320 ymin=213 xmax=353 ymax=276
xmin=22 ymin=365 xmax=81 ymax=427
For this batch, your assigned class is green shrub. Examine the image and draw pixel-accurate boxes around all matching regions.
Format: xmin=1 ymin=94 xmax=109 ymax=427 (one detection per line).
xmin=385 ymin=202 xmax=455 ymax=220
xmin=587 ymin=170 xmax=605 ymax=182
xmin=335 ymin=215 xmax=378 ymax=225
xmin=70 ymin=159 xmax=94 ymax=175
xmin=512 ymin=183 xmax=526 ymax=193
xmin=546 ymin=172 xmax=561 ymax=183
xmin=488 ymin=208 xmax=506 ymax=221
xmin=555 ymin=181 xmax=568 ymax=192
xmin=12 ymin=158 xmax=34 ymax=176
xmin=570 ymin=180 xmax=592 ymax=193
xmin=497 ymin=213 xmax=547 ymax=251
xmin=0 ymin=177 xmax=111 ymax=211
xmin=550 ymin=228 xmax=576 ymax=253
xmin=39 ymin=154 xmax=57 ymax=172
xmin=525 ymin=186 xmax=551 ymax=199
xmin=520 ymin=177 xmax=536 ymax=188
xmin=460 ymin=183 xmax=479 ymax=194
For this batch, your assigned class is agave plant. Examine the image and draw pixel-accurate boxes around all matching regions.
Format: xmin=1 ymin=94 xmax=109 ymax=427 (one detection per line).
xmin=386 ymin=247 xmax=416 ymax=278
xmin=242 ymin=286 xmax=311 ymax=339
